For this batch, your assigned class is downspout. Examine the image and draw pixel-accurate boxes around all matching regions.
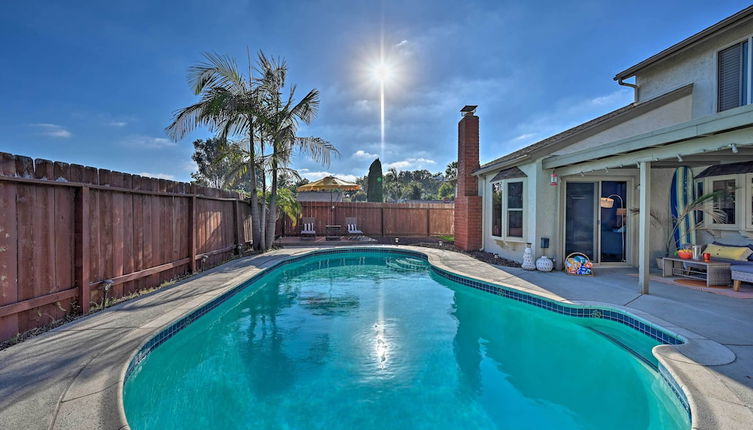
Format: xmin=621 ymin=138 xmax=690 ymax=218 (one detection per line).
xmin=617 ymin=77 xmax=639 ymax=103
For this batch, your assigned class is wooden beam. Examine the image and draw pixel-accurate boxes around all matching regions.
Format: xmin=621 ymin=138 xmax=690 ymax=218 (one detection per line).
xmin=233 ymin=199 xmax=240 ymax=254
xmin=90 ymin=258 xmax=192 ymax=287
xmin=75 ymin=186 xmax=91 ymax=313
xmin=638 ymin=162 xmax=651 ymax=294
xmin=0 ymin=174 xmax=241 ymax=202
xmin=0 ymin=288 xmax=78 ymax=319
xmin=188 ymin=195 xmax=197 ymax=273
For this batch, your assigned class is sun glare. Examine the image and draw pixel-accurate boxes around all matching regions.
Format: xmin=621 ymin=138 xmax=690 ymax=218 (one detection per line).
xmin=372 ymin=61 xmax=394 ymax=84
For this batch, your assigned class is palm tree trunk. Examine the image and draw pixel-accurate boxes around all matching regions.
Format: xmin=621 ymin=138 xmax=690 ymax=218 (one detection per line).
xmin=259 ymin=141 xmax=268 ymax=250
xmin=265 ymin=152 xmax=279 ymax=248
xmin=248 ymin=122 xmax=262 ymax=251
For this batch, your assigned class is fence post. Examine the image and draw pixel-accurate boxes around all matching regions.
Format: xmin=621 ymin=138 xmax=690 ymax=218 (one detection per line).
xmin=380 ymin=206 xmax=385 ymax=237
xmin=426 ymin=208 xmax=431 ymax=236
xmin=75 ymin=186 xmax=90 ymax=314
xmin=188 ymin=194 xmax=197 ymax=273
xmin=233 ymin=199 xmax=240 ymax=254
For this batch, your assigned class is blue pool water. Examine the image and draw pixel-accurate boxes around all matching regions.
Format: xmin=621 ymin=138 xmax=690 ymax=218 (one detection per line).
xmin=124 ymin=251 xmax=690 ymax=430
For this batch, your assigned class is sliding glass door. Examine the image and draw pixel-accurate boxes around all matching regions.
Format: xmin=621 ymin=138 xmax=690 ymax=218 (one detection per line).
xmin=565 ymin=182 xmax=596 ymax=260
xmin=599 ymin=181 xmax=627 ymax=263
xmin=565 ymin=180 xmax=628 ymax=264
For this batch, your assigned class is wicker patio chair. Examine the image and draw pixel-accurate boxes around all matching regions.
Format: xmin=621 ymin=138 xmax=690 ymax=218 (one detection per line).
xmin=301 ymin=217 xmax=316 ymax=240
xmin=345 ymin=217 xmax=363 ymax=239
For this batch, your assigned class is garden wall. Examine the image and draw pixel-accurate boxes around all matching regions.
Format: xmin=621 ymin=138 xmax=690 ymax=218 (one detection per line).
xmin=0 ymin=152 xmax=252 ymax=342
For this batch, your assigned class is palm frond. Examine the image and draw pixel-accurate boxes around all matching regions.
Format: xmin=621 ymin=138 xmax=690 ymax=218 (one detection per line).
xmin=188 ymin=52 xmax=247 ymax=95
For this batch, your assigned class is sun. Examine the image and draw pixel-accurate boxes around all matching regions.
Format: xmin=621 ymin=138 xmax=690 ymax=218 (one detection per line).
xmin=372 ymin=61 xmax=394 ymax=84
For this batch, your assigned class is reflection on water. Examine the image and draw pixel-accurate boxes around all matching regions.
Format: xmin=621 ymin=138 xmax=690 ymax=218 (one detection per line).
xmin=125 ymin=253 xmax=689 ymax=430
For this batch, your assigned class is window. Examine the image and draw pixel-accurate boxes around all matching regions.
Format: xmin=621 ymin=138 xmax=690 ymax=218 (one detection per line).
xmin=490 ymin=179 xmax=525 ymax=239
xmin=749 ymin=175 xmax=753 ymax=230
xmin=718 ymin=40 xmax=751 ymax=112
xmin=507 ymin=182 xmax=523 ymax=237
xmin=712 ymin=178 xmax=736 ymax=224
xmin=491 ymin=183 xmax=502 ymax=237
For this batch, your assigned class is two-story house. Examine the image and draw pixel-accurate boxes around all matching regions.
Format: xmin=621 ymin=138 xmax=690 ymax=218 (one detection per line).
xmin=453 ymin=6 xmax=753 ymax=292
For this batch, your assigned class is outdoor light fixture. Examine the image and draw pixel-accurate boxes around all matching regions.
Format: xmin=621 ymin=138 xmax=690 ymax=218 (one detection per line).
xmin=730 ymin=143 xmax=739 ymax=153
xmin=549 ymin=172 xmax=559 ymax=186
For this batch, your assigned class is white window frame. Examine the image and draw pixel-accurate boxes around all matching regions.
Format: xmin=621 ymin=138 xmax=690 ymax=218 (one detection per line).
xmin=715 ymin=35 xmax=753 ymax=112
xmin=490 ymin=178 xmax=526 ymax=242
xmin=746 ymin=173 xmax=753 ymax=231
xmin=704 ymin=175 xmax=740 ymax=230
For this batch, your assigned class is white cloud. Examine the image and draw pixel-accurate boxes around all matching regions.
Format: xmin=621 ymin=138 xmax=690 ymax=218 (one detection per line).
xmin=300 ymin=170 xmax=358 ymax=183
xmin=499 ymin=89 xmax=634 ymax=152
xmin=31 ymin=123 xmax=72 ymax=138
xmin=138 ymin=172 xmax=175 ymax=180
xmin=121 ymin=135 xmax=176 ymax=149
xmin=384 ymin=158 xmax=436 ymax=170
xmin=108 ymin=121 xmax=128 ymax=127
xmin=352 ymin=150 xmax=378 ymax=160
xmin=513 ymin=133 xmax=535 ymax=142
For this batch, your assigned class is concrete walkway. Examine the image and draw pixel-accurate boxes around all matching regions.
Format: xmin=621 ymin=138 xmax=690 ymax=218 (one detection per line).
xmin=0 ymin=246 xmax=751 ymax=429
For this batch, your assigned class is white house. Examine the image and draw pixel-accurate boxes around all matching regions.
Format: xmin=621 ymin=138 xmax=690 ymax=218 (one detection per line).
xmin=454 ymin=6 xmax=753 ymax=292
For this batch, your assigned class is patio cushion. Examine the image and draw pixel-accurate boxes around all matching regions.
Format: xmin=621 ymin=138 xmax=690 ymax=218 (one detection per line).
xmin=713 ymin=241 xmax=753 ymax=261
xmin=704 ymin=244 xmax=753 ymax=261
xmin=731 ymin=265 xmax=753 ymax=274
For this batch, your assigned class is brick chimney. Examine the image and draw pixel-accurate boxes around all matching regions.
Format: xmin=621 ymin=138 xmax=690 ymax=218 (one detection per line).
xmin=454 ymin=105 xmax=482 ymax=251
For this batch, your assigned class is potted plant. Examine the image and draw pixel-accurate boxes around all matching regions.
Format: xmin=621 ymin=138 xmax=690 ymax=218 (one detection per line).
xmin=633 ymin=191 xmax=727 ymax=268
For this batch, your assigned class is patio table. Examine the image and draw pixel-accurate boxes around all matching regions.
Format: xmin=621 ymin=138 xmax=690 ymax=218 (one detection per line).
xmin=325 ymin=224 xmax=341 ymax=241
xmin=661 ymin=256 xmax=731 ymax=287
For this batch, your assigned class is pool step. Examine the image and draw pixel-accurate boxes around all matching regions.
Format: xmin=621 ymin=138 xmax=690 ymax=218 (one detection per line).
xmin=386 ymin=258 xmax=428 ymax=272
xmin=588 ymin=327 xmax=658 ymax=371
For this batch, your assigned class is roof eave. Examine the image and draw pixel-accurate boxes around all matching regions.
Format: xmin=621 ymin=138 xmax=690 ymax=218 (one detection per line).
xmin=614 ymin=5 xmax=753 ymax=81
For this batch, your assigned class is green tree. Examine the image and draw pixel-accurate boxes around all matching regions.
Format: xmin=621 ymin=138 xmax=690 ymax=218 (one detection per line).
xmin=438 ymin=181 xmax=455 ymax=200
xmin=367 ymin=158 xmax=383 ymax=202
xmin=407 ymin=182 xmax=422 ymax=200
xmin=445 ymin=161 xmax=458 ymax=186
xmin=190 ymin=138 xmax=248 ymax=190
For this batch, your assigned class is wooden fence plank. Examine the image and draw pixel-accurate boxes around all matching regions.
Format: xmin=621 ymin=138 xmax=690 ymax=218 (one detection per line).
xmin=0 ymin=152 xmax=258 ymax=341
xmin=0 ymin=153 xmax=19 ymax=339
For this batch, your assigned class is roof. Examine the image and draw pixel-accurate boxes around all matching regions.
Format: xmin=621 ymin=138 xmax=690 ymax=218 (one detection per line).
xmin=697 ymin=161 xmax=753 ymax=179
xmin=475 ymin=84 xmax=693 ymax=175
xmin=614 ymin=5 xmax=753 ymax=81
xmin=490 ymin=167 xmax=527 ymax=182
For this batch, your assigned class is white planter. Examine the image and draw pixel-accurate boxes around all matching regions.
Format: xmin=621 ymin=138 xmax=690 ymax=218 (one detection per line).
xmin=522 ymin=244 xmax=536 ymax=271
xmin=536 ymin=256 xmax=554 ymax=272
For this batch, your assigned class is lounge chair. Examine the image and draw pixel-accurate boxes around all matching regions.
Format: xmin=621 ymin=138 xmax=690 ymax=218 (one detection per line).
xmin=301 ymin=217 xmax=316 ymax=240
xmin=345 ymin=217 xmax=363 ymax=240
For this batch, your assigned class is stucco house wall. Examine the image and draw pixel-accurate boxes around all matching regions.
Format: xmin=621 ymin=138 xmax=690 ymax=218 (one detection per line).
xmin=636 ymin=21 xmax=753 ymax=118
xmin=552 ymin=95 xmax=693 ymax=156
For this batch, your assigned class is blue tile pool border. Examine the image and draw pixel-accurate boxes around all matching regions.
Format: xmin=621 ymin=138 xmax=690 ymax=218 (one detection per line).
xmin=123 ymin=247 xmax=690 ymax=415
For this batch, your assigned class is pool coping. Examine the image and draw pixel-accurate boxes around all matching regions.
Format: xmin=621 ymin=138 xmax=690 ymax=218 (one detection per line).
xmin=38 ymin=246 xmax=752 ymax=429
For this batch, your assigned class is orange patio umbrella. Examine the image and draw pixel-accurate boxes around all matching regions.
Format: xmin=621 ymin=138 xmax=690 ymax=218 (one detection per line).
xmin=296 ymin=176 xmax=361 ymax=192
xmin=297 ymin=176 xmax=361 ymax=225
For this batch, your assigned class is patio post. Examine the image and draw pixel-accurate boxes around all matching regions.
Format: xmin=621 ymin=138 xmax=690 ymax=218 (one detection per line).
xmin=638 ymin=161 xmax=651 ymax=294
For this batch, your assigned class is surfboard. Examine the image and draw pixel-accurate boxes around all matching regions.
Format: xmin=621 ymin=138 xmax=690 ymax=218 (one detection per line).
xmin=669 ymin=166 xmax=697 ymax=250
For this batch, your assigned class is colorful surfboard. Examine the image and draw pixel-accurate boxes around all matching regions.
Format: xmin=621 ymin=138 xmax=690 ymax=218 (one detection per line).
xmin=669 ymin=166 xmax=697 ymax=250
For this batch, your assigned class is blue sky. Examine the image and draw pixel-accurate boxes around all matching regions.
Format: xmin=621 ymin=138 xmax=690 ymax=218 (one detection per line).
xmin=1 ymin=1 xmax=749 ymax=182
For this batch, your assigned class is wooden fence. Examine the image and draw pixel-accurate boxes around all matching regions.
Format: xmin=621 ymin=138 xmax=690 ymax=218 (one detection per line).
xmin=278 ymin=201 xmax=455 ymax=237
xmin=0 ymin=152 xmax=252 ymax=342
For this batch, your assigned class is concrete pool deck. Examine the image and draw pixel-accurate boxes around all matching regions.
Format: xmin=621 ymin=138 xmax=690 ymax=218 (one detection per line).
xmin=0 ymin=245 xmax=751 ymax=429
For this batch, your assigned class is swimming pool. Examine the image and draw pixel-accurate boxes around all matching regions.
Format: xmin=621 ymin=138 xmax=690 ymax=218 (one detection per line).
xmin=123 ymin=249 xmax=690 ymax=429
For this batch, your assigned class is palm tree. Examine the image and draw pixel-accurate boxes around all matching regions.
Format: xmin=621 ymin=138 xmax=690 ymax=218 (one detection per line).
xmin=254 ymin=53 xmax=337 ymax=247
xmin=166 ymin=51 xmax=335 ymax=251
xmin=166 ymin=52 xmax=265 ymax=249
